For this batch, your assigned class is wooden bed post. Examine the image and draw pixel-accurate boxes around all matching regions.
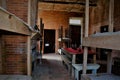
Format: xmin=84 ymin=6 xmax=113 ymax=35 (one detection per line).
xmin=28 ymin=0 xmax=31 ymax=26
xmin=27 ymin=36 xmax=31 ymax=76
xmin=0 ymin=0 xmax=6 ymax=9
xmin=80 ymin=18 xmax=83 ymax=48
xmin=107 ymin=0 xmax=114 ymax=74
xmin=93 ymin=54 xmax=96 ymax=64
xmin=82 ymin=0 xmax=89 ymax=74
xmin=109 ymin=0 xmax=114 ymax=32
xmin=27 ymin=0 xmax=31 ymax=76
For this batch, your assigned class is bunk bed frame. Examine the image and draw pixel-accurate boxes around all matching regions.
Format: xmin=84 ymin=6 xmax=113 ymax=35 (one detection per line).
xmin=81 ymin=32 xmax=120 ymax=80
xmin=0 ymin=7 xmax=33 ymax=77
xmin=81 ymin=0 xmax=120 ymax=80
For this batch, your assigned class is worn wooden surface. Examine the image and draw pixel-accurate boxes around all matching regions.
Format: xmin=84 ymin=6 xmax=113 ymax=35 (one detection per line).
xmin=0 ymin=7 xmax=31 ymax=35
xmin=83 ymin=0 xmax=89 ymax=74
xmin=82 ymin=32 xmax=120 ymax=50
xmin=81 ymin=74 xmax=120 ymax=80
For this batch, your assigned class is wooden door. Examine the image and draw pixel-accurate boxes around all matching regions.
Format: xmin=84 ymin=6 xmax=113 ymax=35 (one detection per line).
xmin=44 ymin=29 xmax=55 ymax=53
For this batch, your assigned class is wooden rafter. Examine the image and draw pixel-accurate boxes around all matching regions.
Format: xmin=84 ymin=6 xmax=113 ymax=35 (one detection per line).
xmin=39 ymin=0 xmax=97 ymax=6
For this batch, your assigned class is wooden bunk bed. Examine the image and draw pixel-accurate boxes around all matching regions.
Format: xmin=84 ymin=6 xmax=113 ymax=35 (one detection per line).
xmin=81 ymin=0 xmax=120 ymax=80
xmin=81 ymin=1 xmax=120 ymax=79
xmin=82 ymin=31 xmax=120 ymax=50
xmin=81 ymin=32 xmax=120 ymax=80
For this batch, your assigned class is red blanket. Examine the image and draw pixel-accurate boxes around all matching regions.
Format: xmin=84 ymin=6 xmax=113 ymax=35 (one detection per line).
xmin=64 ymin=48 xmax=95 ymax=55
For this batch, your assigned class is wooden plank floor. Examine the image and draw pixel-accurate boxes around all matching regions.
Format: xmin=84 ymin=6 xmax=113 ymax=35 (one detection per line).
xmin=32 ymin=53 xmax=73 ymax=80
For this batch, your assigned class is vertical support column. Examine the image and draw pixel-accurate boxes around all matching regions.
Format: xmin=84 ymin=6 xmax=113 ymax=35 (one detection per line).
xmin=82 ymin=0 xmax=89 ymax=74
xmin=93 ymin=54 xmax=96 ymax=64
xmin=109 ymin=0 xmax=114 ymax=32
xmin=42 ymin=23 xmax=44 ymax=54
xmin=72 ymin=55 xmax=76 ymax=64
xmin=27 ymin=0 xmax=31 ymax=76
xmin=107 ymin=52 xmax=112 ymax=74
xmin=28 ymin=0 xmax=31 ymax=26
xmin=0 ymin=0 xmax=6 ymax=9
xmin=27 ymin=36 xmax=31 ymax=76
xmin=28 ymin=0 xmax=38 ymax=27
xmin=40 ymin=18 xmax=43 ymax=57
xmin=107 ymin=0 xmax=114 ymax=74
xmin=80 ymin=18 xmax=83 ymax=46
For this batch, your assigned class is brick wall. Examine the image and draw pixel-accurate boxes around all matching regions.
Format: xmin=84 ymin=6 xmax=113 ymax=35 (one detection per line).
xmin=2 ymin=35 xmax=27 ymax=75
xmin=39 ymin=11 xmax=83 ymax=30
xmin=39 ymin=11 xmax=83 ymax=52
xmin=89 ymin=0 xmax=109 ymax=34
xmin=114 ymin=0 xmax=120 ymax=31
xmin=6 ymin=0 xmax=28 ymax=22
xmin=89 ymin=0 xmax=120 ymax=33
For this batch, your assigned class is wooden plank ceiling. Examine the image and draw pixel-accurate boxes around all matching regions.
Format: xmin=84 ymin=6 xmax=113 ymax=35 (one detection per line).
xmin=38 ymin=0 xmax=97 ymax=13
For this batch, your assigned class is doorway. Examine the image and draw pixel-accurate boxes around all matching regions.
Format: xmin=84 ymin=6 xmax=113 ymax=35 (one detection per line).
xmin=69 ymin=17 xmax=83 ymax=48
xmin=44 ymin=29 xmax=55 ymax=53
xmin=70 ymin=25 xmax=81 ymax=48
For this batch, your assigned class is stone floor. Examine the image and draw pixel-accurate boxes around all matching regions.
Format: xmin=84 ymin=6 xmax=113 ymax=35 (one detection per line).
xmin=0 ymin=75 xmax=31 ymax=80
xmin=32 ymin=53 xmax=73 ymax=80
xmin=87 ymin=74 xmax=120 ymax=80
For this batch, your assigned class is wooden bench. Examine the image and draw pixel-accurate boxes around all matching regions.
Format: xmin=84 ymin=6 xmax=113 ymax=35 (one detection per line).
xmin=61 ymin=54 xmax=72 ymax=74
xmin=60 ymin=48 xmax=96 ymax=77
xmin=72 ymin=63 xmax=100 ymax=80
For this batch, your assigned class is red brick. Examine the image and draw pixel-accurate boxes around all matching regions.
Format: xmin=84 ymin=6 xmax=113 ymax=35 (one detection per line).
xmin=2 ymin=35 xmax=27 ymax=75
xmin=6 ymin=0 xmax=28 ymax=22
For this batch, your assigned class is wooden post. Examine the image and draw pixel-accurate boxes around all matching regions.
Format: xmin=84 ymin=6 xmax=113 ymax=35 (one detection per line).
xmin=40 ymin=18 xmax=43 ymax=56
xmin=107 ymin=0 xmax=114 ymax=74
xmin=82 ymin=0 xmax=89 ymax=74
xmin=27 ymin=36 xmax=31 ymax=76
xmin=72 ymin=55 xmax=76 ymax=64
xmin=107 ymin=52 xmax=112 ymax=74
xmin=28 ymin=0 xmax=31 ymax=26
xmin=109 ymin=0 xmax=114 ymax=32
xmin=27 ymin=0 xmax=31 ymax=76
xmin=93 ymin=54 xmax=96 ymax=64
xmin=0 ymin=0 xmax=6 ymax=9
xmin=80 ymin=18 xmax=83 ymax=46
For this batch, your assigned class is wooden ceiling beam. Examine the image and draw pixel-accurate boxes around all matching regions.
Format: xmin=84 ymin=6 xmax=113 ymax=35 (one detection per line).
xmin=39 ymin=0 xmax=97 ymax=6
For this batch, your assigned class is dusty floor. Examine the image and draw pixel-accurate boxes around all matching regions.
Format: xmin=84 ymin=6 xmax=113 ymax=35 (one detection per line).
xmin=32 ymin=53 xmax=73 ymax=80
xmin=0 ymin=75 xmax=31 ymax=80
xmin=88 ymin=74 xmax=120 ymax=80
